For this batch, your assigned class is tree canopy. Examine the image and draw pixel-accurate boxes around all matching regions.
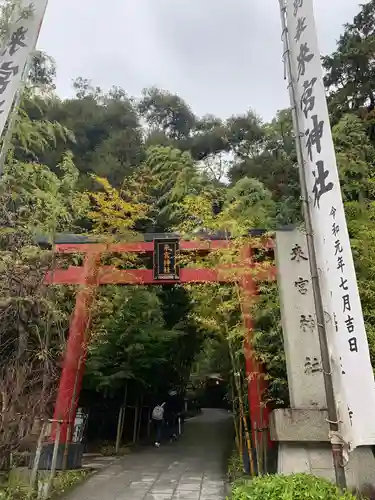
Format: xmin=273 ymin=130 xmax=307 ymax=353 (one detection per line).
xmin=2 ymin=0 xmax=375 ymax=465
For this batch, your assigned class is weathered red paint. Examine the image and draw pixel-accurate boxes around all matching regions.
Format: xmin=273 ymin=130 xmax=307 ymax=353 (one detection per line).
xmin=46 ymin=238 xmax=275 ymax=445
xmin=51 ymin=253 xmax=100 ymax=443
xmin=53 ymin=238 xmax=274 ymax=255
xmin=45 ymin=265 xmax=276 ymax=286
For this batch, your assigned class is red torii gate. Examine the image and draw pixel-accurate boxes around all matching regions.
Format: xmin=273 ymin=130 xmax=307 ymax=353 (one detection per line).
xmin=45 ymin=236 xmax=275 ymax=449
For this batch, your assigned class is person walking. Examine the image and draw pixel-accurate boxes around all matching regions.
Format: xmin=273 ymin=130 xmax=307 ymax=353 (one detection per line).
xmin=151 ymin=402 xmax=165 ymax=447
xmin=165 ymin=390 xmax=183 ymax=441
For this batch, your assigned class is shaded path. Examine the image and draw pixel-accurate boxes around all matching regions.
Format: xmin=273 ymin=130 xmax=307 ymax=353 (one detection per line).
xmin=63 ymin=408 xmax=233 ymax=500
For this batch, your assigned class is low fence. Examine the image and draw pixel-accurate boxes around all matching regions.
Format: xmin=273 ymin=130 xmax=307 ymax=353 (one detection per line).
xmin=83 ymin=403 xmax=154 ymax=452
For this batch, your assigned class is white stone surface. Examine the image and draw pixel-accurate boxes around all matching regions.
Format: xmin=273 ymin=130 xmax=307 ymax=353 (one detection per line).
xmin=270 ymin=408 xmax=329 ymax=442
xmin=278 ymin=442 xmax=375 ymax=490
xmin=273 ymin=229 xmax=375 ymax=490
xmin=275 ymin=229 xmax=326 ymax=409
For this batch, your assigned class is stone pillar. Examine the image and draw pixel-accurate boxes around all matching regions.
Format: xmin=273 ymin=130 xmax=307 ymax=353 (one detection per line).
xmin=271 ymin=228 xmax=375 ymax=490
xmin=275 ymin=229 xmax=326 ymax=410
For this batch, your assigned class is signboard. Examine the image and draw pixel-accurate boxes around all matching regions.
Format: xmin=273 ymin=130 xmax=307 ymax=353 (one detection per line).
xmin=153 ymin=239 xmax=179 ymax=281
xmin=0 ymin=0 xmax=48 ymax=140
xmin=284 ymin=0 xmax=375 ymax=449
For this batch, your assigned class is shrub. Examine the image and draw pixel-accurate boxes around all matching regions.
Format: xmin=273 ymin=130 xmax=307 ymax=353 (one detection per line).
xmin=231 ymin=474 xmax=356 ymax=500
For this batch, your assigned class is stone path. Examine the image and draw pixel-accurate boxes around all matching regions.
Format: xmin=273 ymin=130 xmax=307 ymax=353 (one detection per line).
xmin=63 ymin=408 xmax=232 ymax=500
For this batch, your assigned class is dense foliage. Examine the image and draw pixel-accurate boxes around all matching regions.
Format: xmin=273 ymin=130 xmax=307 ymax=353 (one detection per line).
xmin=84 ymin=285 xmax=200 ymax=402
xmin=1 ymin=0 xmax=375 ymax=476
xmin=231 ymin=474 xmax=356 ymax=500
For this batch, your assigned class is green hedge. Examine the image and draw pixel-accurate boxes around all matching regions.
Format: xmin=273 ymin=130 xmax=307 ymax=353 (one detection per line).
xmin=231 ymin=474 xmax=356 ymax=500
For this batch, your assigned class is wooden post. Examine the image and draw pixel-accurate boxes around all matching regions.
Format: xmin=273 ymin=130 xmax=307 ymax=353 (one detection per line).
xmin=239 ymin=402 xmax=243 ymax=467
xmin=115 ymin=407 xmax=124 ymax=454
xmin=28 ymin=421 xmax=46 ymax=497
xmin=147 ymin=408 xmax=151 ymax=438
xmin=137 ymin=397 xmax=143 ymax=441
xmin=116 ymin=383 xmax=128 ymax=452
xmin=254 ymin=422 xmax=261 ymax=475
xmin=120 ymin=406 xmax=126 ymax=445
xmin=256 ymin=374 xmax=267 ymax=474
xmin=132 ymin=405 xmax=138 ymax=444
xmin=44 ymin=420 xmax=62 ymax=499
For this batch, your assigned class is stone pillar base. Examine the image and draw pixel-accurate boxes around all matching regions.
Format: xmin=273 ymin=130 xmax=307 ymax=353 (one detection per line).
xmin=31 ymin=443 xmax=84 ymax=470
xmin=271 ymin=409 xmax=375 ymax=490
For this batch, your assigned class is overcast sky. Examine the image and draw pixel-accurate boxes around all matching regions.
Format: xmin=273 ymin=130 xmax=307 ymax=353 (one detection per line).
xmin=37 ymin=0 xmax=362 ymax=122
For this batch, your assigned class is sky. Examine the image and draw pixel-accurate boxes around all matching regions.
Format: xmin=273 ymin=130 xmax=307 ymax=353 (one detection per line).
xmin=37 ymin=0 xmax=363 ymax=122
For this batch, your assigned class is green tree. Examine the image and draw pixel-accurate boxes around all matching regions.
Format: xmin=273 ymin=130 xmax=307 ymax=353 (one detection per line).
xmin=229 ymin=110 xmax=300 ymax=225
xmin=225 ymin=177 xmax=276 ymax=229
xmin=1 ymin=153 xmax=88 ymax=236
xmin=323 ymin=0 xmax=375 ymax=120
xmin=0 ymin=71 xmax=86 ymax=458
xmin=140 ymin=88 xmax=238 ymax=162
xmin=134 ymin=145 xmax=204 ymax=231
xmin=36 ymin=81 xmax=143 ymax=188
xmin=4 ymin=51 xmax=73 ymax=167
xmin=189 ymin=115 xmax=230 ymax=161
xmin=85 ymin=286 xmax=182 ymax=397
xmin=332 ymin=113 xmax=375 ymax=201
xmin=226 ymin=111 xmax=264 ymax=159
xmin=27 ymin=51 xmax=57 ymax=92
xmin=0 ymin=155 xmax=83 ymax=460
xmin=139 ymin=87 xmax=196 ymax=141
xmin=346 ymin=201 xmax=375 ymax=368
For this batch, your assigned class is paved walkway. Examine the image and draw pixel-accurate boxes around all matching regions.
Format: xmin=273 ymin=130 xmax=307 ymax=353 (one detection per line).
xmin=63 ymin=408 xmax=233 ymax=500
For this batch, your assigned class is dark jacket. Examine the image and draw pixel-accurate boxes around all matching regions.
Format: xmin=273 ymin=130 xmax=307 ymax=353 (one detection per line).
xmin=164 ymin=394 xmax=183 ymax=421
